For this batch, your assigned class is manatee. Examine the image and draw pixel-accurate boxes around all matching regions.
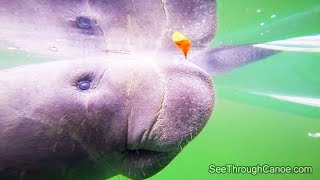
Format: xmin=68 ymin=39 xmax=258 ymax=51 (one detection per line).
xmin=0 ymin=57 xmax=214 ymax=180
xmin=0 ymin=0 xmax=278 ymax=179
xmin=0 ymin=0 xmax=216 ymax=58
xmin=0 ymin=0 xmax=276 ymax=72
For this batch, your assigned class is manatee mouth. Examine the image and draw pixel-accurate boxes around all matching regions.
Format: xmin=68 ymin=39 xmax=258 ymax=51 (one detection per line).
xmin=119 ymin=131 xmax=194 ymax=179
xmin=120 ymin=148 xmax=178 ymax=179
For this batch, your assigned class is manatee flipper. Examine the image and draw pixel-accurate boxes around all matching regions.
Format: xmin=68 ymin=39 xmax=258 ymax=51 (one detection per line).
xmin=190 ymin=45 xmax=278 ymax=76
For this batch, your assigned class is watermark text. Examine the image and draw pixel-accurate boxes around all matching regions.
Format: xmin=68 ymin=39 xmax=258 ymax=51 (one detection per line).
xmin=208 ymin=164 xmax=313 ymax=175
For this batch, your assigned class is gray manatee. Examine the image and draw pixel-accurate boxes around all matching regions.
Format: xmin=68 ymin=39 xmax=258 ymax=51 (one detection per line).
xmin=0 ymin=57 xmax=214 ymax=180
xmin=0 ymin=0 xmax=277 ymax=179
xmin=0 ymin=0 xmax=215 ymax=58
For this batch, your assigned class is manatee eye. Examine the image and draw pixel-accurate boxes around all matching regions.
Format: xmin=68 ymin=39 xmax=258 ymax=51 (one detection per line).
xmin=76 ymin=16 xmax=92 ymax=29
xmin=78 ymin=81 xmax=91 ymax=90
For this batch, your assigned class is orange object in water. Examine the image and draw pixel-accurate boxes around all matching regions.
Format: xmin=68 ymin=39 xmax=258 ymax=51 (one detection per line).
xmin=172 ymin=32 xmax=191 ymax=59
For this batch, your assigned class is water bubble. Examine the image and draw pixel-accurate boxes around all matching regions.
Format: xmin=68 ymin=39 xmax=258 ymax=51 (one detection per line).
xmin=308 ymin=132 xmax=320 ymax=138
xmin=202 ymin=19 xmax=206 ymax=23
xmin=256 ymin=9 xmax=261 ymax=13
xmin=260 ymin=22 xmax=265 ymax=26
xmin=271 ymin=14 xmax=276 ymax=19
xmin=260 ymin=32 xmax=264 ymax=36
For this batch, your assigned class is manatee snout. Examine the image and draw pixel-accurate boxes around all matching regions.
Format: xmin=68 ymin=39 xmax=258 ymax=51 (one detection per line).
xmin=0 ymin=56 xmax=214 ymax=179
xmin=121 ymin=58 xmax=214 ymax=179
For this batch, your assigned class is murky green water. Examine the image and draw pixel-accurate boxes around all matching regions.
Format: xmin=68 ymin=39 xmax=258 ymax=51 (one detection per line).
xmin=1 ymin=0 xmax=319 ymax=180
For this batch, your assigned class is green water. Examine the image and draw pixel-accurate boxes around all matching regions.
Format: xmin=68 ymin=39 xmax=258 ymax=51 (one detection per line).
xmin=1 ymin=0 xmax=319 ymax=180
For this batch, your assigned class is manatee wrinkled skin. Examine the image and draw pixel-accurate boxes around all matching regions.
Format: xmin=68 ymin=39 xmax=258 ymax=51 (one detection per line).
xmin=0 ymin=57 xmax=214 ymax=180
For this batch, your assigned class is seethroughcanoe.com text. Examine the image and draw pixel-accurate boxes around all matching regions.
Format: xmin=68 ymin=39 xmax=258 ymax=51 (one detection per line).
xmin=208 ymin=164 xmax=313 ymax=175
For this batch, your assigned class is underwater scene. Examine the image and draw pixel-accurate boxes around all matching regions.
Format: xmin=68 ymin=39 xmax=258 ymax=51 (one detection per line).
xmin=0 ymin=0 xmax=319 ymax=180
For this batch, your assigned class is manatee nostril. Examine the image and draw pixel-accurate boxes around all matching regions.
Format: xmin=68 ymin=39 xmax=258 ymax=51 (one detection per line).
xmin=76 ymin=16 xmax=92 ymax=29
xmin=78 ymin=80 xmax=91 ymax=90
